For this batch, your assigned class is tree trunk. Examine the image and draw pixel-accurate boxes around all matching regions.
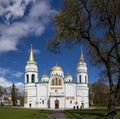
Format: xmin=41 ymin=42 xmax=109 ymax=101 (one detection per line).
xmin=106 ymin=92 xmax=116 ymax=117
xmin=106 ymin=65 xmax=117 ymax=117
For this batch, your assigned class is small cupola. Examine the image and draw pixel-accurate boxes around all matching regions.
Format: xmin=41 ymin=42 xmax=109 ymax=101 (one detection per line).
xmin=41 ymin=73 xmax=49 ymax=82
xmin=65 ymin=73 xmax=73 ymax=82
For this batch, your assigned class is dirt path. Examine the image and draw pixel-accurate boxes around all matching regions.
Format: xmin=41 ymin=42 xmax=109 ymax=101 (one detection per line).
xmin=46 ymin=110 xmax=69 ymax=119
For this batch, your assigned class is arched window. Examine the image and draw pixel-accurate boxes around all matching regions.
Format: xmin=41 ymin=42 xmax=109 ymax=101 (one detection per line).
xmin=59 ymin=79 xmax=62 ymax=85
xmin=42 ymin=100 xmax=44 ymax=104
xmin=79 ymin=75 xmax=81 ymax=83
xmin=51 ymin=79 xmax=55 ymax=85
xmin=26 ymin=74 xmax=29 ymax=83
xmin=31 ymin=74 xmax=35 ymax=83
xmin=56 ymin=78 xmax=57 ymax=85
xmin=52 ymin=79 xmax=54 ymax=85
xmin=51 ymin=78 xmax=62 ymax=86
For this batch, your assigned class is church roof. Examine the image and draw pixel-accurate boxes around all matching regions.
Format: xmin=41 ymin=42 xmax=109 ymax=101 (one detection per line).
xmin=79 ymin=47 xmax=84 ymax=63
xmin=41 ymin=73 xmax=49 ymax=78
xmin=51 ymin=64 xmax=63 ymax=71
xmin=65 ymin=73 xmax=72 ymax=78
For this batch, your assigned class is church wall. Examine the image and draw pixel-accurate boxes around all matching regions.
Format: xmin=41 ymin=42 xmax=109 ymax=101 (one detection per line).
xmin=77 ymin=85 xmax=89 ymax=108
xmin=37 ymin=84 xmax=48 ymax=97
xmin=76 ymin=96 xmax=89 ymax=108
xmin=24 ymin=84 xmax=37 ymax=108
xmin=36 ymin=97 xmax=48 ymax=108
xmin=65 ymin=83 xmax=76 ymax=108
xmin=48 ymin=76 xmax=65 ymax=97
xmin=76 ymin=72 xmax=88 ymax=83
xmin=36 ymin=83 xmax=48 ymax=108
xmin=49 ymin=97 xmax=64 ymax=109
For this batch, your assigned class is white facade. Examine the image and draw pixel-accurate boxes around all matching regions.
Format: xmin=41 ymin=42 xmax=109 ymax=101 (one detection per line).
xmin=24 ymin=46 xmax=89 ymax=109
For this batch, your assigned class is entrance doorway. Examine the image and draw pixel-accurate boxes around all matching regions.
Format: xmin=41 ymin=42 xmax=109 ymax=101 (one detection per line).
xmin=29 ymin=103 xmax=31 ymax=108
xmin=55 ymin=99 xmax=59 ymax=109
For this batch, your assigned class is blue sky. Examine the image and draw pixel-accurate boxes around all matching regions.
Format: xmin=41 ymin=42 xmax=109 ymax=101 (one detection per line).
xmin=0 ymin=0 xmax=98 ymax=93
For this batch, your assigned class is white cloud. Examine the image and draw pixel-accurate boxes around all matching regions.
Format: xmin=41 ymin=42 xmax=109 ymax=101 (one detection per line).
xmin=0 ymin=0 xmax=56 ymax=53
xmin=0 ymin=0 xmax=34 ymax=22
xmin=0 ymin=67 xmax=24 ymax=93
xmin=0 ymin=38 xmax=18 ymax=52
xmin=0 ymin=77 xmax=24 ymax=93
xmin=0 ymin=77 xmax=11 ymax=88
xmin=0 ymin=67 xmax=23 ymax=78
xmin=15 ymin=82 xmax=24 ymax=93
xmin=0 ymin=67 xmax=10 ymax=76
xmin=11 ymin=72 xmax=23 ymax=78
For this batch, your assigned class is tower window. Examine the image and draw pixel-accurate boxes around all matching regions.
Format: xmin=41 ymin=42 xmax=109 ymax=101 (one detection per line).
xmin=26 ymin=74 xmax=29 ymax=83
xmin=42 ymin=100 xmax=44 ymax=104
xmin=79 ymin=75 xmax=81 ymax=83
xmin=31 ymin=74 xmax=35 ymax=83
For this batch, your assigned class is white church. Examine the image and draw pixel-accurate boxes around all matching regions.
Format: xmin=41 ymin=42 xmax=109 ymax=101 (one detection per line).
xmin=24 ymin=46 xmax=89 ymax=109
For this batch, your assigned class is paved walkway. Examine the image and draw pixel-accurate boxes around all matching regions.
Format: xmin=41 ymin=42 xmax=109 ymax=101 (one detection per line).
xmin=46 ymin=110 xmax=69 ymax=119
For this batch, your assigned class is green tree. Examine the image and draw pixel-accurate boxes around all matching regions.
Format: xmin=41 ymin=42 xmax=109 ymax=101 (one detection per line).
xmin=47 ymin=0 xmax=120 ymax=116
xmin=19 ymin=95 xmax=24 ymax=106
xmin=11 ymin=83 xmax=17 ymax=106
xmin=91 ymin=79 xmax=109 ymax=106
xmin=0 ymin=86 xmax=3 ymax=96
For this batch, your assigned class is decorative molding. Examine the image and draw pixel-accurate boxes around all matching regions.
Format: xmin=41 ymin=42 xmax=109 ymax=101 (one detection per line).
xmin=65 ymin=96 xmax=74 ymax=100
xmin=50 ymin=87 xmax=63 ymax=90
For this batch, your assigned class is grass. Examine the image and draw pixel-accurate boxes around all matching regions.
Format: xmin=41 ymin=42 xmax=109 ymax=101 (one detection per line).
xmin=1 ymin=106 xmax=120 ymax=119
xmin=64 ymin=108 xmax=120 ymax=119
xmin=0 ymin=106 xmax=51 ymax=119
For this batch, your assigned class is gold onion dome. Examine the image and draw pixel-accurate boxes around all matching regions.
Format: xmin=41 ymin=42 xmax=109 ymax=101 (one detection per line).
xmin=42 ymin=73 xmax=48 ymax=78
xmin=66 ymin=73 xmax=72 ymax=78
xmin=51 ymin=64 xmax=63 ymax=71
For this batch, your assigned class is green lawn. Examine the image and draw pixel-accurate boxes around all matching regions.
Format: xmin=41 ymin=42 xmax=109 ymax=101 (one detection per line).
xmin=1 ymin=106 xmax=120 ymax=119
xmin=64 ymin=108 xmax=120 ymax=119
xmin=0 ymin=106 xmax=51 ymax=119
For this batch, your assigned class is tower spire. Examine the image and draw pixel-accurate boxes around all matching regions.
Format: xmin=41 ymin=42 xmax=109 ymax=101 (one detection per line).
xmin=79 ymin=46 xmax=84 ymax=63
xmin=29 ymin=44 xmax=34 ymax=62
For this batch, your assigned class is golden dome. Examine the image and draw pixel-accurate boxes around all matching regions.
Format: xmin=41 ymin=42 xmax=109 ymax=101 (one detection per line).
xmin=42 ymin=73 xmax=48 ymax=78
xmin=51 ymin=64 xmax=63 ymax=71
xmin=66 ymin=73 xmax=72 ymax=78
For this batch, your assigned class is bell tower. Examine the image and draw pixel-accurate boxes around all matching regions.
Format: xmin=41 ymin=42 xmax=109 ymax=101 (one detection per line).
xmin=76 ymin=48 xmax=88 ymax=84
xmin=25 ymin=45 xmax=38 ymax=84
xmin=76 ymin=47 xmax=89 ymax=108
